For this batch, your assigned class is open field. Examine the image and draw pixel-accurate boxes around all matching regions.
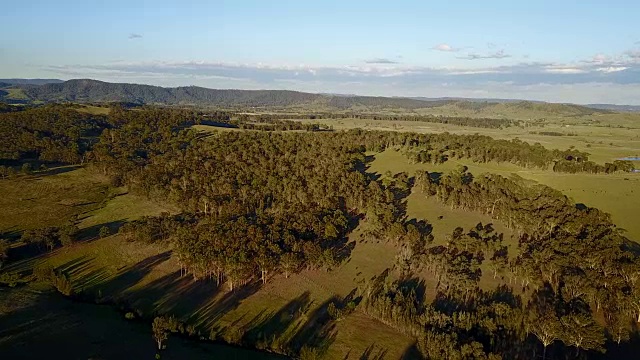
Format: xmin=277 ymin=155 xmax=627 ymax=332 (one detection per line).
xmin=307 ymin=117 xmax=640 ymax=164
xmin=0 ymin=167 xmax=414 ymax=359
xmin=369 ymin=148 xmax=640 ymax=241
xmin=1 ymin=88 xmax=29 ymax=101
xmin=6 ymin=232 xmax=413 ymax=359
xmin=75 ymin=104 xmax=111 ymax=115
xmin=6 ymin=230 xmax=413 ymax=359
xmin=0 ymin=167 xmax=110 ymax=235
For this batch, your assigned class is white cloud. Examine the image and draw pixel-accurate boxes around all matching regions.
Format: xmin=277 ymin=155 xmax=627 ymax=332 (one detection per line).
xmin=596 ymin=66 xmax=628 ymax=73
xmin=433 ymin=43 xmax=458 ymax=52
xmin=42 ymin=52 xmax=640 ymax=105
xmin=544 ymin=67 xmax=587 ymax=74
xmin=128 ymin=33 xmax=143 ymax=39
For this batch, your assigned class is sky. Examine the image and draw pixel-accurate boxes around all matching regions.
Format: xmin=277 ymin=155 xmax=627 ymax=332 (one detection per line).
xmin=2 ymin=0 xmax=640 ymax=104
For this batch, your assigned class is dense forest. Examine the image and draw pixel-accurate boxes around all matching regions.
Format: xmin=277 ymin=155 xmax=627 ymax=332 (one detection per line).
xmin=1 ymin=105 xmax=639 ymax=359
xmin=0 ymin=104 xmax=108 ymax=165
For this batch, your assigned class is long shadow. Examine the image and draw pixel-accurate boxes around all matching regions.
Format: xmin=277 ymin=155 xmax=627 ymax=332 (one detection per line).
xmin=359 ymin=344 xmax=389 ymax=360
xmin=199 ymin=120 xmax=238 ymax=128
xmin=359 ymin=154 xmax=381 ymax=183
xmin=288 ymin=297 xmax=339 ymax=356
xmin=194 ymin=280 xmax=263 ymax=331
xmin=32 ymin=165 xmax=81 ymax=178
xmin=242 ymin=291 xmax=312 ymax=347
xmin=0 ymin=287 xmax=286 ymax=360
xmin=622 ymin=238 xmax=640 ymax=256
xmin=3 ymin=218 xmax=127 ymax=275
xmin=77 ymin=220 xmax=126 ymax=242
xmin=76 ymin=251 xmax=172 ymax=301
xmin=399 ymin=342 xmax=422 ymax=360
xmin=397 ymin=277 xmax=427 ymax=304
xmin=56 ymin=256 xmax=94 ymax=276
xmin=127 ymin=269 xmax=223 ymax=320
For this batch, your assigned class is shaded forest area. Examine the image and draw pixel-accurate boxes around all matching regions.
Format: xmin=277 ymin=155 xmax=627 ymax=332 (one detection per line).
xmin=1 ymin=104 xmax=640 ymax=359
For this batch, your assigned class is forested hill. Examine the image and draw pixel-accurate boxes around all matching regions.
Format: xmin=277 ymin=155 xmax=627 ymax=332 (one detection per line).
xmin=15 ymin=79 xmax=455 ymax=110
xmin=0 ymin=79 xmax=64 ymax=86
xmin=9 ymin=79 xmax=395 ymax=109
xmin=18 ymin=79 xmax=326 ymax=107
xmin=6 ymin=79 xmax=612 ymax=116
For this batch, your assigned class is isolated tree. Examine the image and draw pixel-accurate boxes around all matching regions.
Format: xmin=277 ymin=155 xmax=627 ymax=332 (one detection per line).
xmin=99 ymin=226 xmax=111 ymax=238
xmin=21 ymin=163 xmax=32 ymax=175
xmin=152 ymin=316 xmax=170 ymax=350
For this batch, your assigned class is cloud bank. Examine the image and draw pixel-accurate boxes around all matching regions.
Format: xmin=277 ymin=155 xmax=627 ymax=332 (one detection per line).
xmin=45 ymin=48 xmax=640 ymax=105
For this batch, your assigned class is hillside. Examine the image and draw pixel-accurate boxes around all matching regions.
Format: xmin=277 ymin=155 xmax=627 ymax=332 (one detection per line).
xmin=2 ymin=79 xmax=618 ymax=118
xmin=416 ymin=100 xmax=612 ymax=119
xmin=16 ymin=79 xmax=438 ymax=110
xmin=0 ymin=78 xmax=63 ymax=86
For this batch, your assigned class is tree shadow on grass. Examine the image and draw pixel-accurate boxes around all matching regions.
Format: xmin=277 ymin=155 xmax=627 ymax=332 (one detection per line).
xmin=125 ymin=269 xmax=223 ymax=321
xmin=359 ymin=344 xmax=389 ymax=360
xmin=32 ymin=165 xmax=82 ymax=178
xmin=242 ymin=291 xmax=312 ymax=347
xmin=287 ymin=296 xmax=339 ymax=356
xmin=77 ymin=220 xmax=126 ymax=242
xmin=192 ymin=280 xmax=263 ymax=332
xmin=71 ymin=251 xmax=172 ymax=302
xmin=399 ymin=342 xmax=422 ymax=360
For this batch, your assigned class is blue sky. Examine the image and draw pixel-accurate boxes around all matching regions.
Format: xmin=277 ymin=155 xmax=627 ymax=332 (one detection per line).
xmin=2 ymin=0 xmax=640 ymax=104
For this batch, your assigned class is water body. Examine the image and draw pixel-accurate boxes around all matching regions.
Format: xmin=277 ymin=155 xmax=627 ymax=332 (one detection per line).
xmin=618 ymin=157 xmax=640 ymax=161
xmin=0 ymin=287 xmax=285 ymax=360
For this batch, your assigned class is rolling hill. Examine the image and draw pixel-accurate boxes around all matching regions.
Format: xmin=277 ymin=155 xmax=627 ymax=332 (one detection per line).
xmin=0 ymin=79 xmax=618 ymax=118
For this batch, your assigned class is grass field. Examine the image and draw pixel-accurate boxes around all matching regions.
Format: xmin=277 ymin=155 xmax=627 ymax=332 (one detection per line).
xmin=1 ymin=88 xmax=29 ymax=101
xmin=0 ymin=167 xmax=110 ymax=235
xmin=307 ymin=117 xmax=640 ymax=164
xmin=368 ymin=148 xmax=640 ymax=241
xmin=75 ymin=104 xmax=111 ymax=115
xmin=8 ymin=229 xmax=413 ymax=359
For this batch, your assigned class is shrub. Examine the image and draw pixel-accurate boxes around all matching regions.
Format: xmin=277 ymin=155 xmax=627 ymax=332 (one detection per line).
xmin=99 ymin=226 xmax=111 ymax=238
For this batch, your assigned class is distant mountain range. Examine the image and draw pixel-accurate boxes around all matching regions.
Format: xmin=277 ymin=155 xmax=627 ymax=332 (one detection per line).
xmin=0 ymin=78 xmax=64 ymax=86
xmin=1 ymin=78 xmax=638 ymax=114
